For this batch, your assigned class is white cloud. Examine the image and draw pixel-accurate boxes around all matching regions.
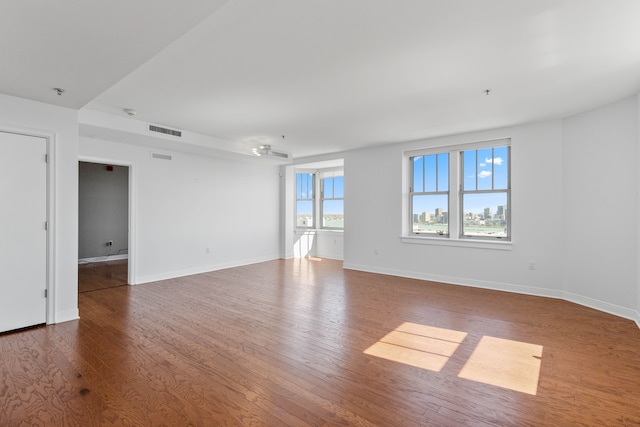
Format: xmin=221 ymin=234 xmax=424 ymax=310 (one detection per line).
xmin=478 ymin=171 xmax=492 ymax=179
xmin=480 ymin=162 xmax=487 ymax=167
xmin=485 ymin=157 xmax=504 ymax=166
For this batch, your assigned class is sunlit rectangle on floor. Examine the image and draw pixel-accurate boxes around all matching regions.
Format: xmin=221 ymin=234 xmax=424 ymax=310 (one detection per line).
xmin=364 ymin=323 xmax=467 ymax=372
xmin=458 ymin=336 xmax=543 ymax=395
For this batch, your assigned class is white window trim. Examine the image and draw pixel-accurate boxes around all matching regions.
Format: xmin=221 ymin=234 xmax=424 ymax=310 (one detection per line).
xmin=400 ymin=235 xmax=512 ymax=250
xmin=295 ymin=167 xmax=344 ymax=231
xmin=295 ymin=170 xmax=316 ymax=229
xmin=320 ymin=172 xmax=344 ymax=230
xmin=402 ymin=138 xmax=512 ymax=247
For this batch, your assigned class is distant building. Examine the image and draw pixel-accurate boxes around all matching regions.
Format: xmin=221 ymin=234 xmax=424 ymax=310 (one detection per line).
xmin=484 ymin=207 xmax=492 ymax=220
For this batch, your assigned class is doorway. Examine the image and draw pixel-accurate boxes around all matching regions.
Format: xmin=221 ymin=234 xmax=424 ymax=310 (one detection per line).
xmin=78 ymin=161 xmax=130 ymax=293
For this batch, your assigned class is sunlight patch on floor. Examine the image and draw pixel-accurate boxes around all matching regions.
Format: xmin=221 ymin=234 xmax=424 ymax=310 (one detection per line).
xmin=364 ymin=322 xmax=467 ymax=372
xmin=365 ymin=323 xmax=543 ymax=395
xmin=458 ymin=336 xmax=543 ymax=395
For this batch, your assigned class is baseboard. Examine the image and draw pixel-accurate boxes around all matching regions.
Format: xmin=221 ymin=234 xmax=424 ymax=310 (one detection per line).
xmin=343 ymin=262 xmax=639 ymax=329
xmin=343 ymin=262 xmax=563 ymax=299
xmin=53 ymin=308 xmax=79 ymax=324
xmin=79 ymin=254 xmax=128 ymax=264
xmin=134 ymin=254 xmax=280 ymax=285
xmin=561 ymin=291 xmax=640 ymax=326
xmin=308 ymin=253 xmax=344 ymax=261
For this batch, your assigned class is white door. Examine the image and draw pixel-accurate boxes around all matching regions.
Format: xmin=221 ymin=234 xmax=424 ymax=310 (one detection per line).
xmin=0 ymin=131 xmax=47 ymax=333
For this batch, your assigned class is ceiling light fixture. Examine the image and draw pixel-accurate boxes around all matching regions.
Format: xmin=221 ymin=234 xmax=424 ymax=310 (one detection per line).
xmin=484 ymin=89 xmax=492 ymax=96
xmin=123 ymin=108 xmax=137 ymax=116
xmin=53 ymin=88 xmax=65 ymax=96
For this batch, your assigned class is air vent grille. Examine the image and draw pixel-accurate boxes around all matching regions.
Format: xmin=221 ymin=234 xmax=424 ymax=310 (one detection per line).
xmin=269 ymin=150 xmax=289 ymax=159
xmin=151 ymin=153 xmax=172 ymax=161
xmin=149 ymin=124 xmax=182 ymax=137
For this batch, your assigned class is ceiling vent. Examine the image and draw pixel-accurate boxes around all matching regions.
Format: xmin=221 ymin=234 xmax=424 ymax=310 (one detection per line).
xmin=151 ymin=153 xmax=172 ymax=161
xmin=149 ymin=124 xmax=182 ymax=138
xmin=252 ymin=145 xmax=290 ymax=160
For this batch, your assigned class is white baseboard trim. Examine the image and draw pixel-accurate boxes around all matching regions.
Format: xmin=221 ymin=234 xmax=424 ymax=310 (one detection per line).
xmin=308 ymin=253 xmax=344 ymax=261
xmin=53 ymin=308 xmax=79 ymax=324
xmin=134 ymin=254 xmax=280 ymax=285
xmin=343 ymin=262 xmax=563 ymax=299
xmin=561 ymin=291 xmax=639 ymax=326
xmin=343 ymin=262 xmax=639 ymax=329
xmin=79 ymin=254 xmax=128 ymax=264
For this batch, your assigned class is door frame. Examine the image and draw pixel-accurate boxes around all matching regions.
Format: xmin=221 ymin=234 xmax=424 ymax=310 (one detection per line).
xmin=78 ymin=156 xmax=136 ymax=285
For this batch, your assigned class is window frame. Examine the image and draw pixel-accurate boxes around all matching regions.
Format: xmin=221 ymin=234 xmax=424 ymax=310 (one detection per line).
xmin=459 ymin=145 xmax=511 ymax=241
xmin=404 ymin=138 xmax=511 ymax=244
xmin=319 ymin=172 xmax=344 ymax=230
xmin=409 ymin=152 xmax=450 ymax=237
xmin=295 ymin=167 xmax=344 ymax=231
xmin=295 ymin=171 xmax=315 ymax=229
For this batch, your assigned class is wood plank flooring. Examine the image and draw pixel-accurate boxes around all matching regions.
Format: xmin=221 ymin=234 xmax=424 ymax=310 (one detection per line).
xmin=78 ymin=259 xmax=128 ymax=293
xmin=1 ymin=258 xmax=639 ymax=426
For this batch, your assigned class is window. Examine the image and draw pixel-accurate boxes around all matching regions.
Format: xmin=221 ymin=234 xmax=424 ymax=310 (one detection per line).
xmin=296 ymin=172 xmax=314 ymax=227
xmin=407 ymin=139 xmax=510 ymax=241
xmin=321 ymin=174 xmax=344 ymax=229
xmin=461 ymin=146 xmax=510 ymax=239
xmin=411 ymin=153 xmax=449 ymax=235
xmin=295 ymin=168 xmax=344 ymax=230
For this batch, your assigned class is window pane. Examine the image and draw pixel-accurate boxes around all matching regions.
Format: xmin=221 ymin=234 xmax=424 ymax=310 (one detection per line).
xmin=323 ymin=177 xmax=334 ymax=198
xmin=493 ymin=146 xmax=509 ymax=190
xmin=437 ymin=153 xmax=449 ymax=192
xmin=334 ymin=176 xmax=344 ymax=198
xmin=424 ymin=154 xmax=437 ymax=192
xmin=462 ymin=192 xmax=508 ymax=238
xmin=296 ymin=173 xmax=302 ymax=198
xmin=306 ymin=174 xmax=314 ymax=198
xmin=413 ymin=156 xmax=424 ymax=193
xmin=296 ymin=200 xmax=313 ymax=227
xmin=322 ymin=200 xmax=344 ymax=228
xmin=412 ymin=194 xmax=449 ymax=235
xmin=477 ymin=148 xmax=493 ymax=190
xmin=463 ymin=150 xmax=476 ymax=190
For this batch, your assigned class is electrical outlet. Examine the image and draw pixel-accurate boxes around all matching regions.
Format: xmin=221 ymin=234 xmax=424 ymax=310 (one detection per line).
xmin=107 ymin=240 xmax=113 ymax=247
xmin=528 ymin=261 xmax=536 ymax=270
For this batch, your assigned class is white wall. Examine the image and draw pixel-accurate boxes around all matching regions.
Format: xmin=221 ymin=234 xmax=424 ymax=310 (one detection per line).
xmin=292 ymin=230 xmax=344 ymax=260
xmin=342 ymin=120 xmax=566 ymax=297
xmin=80 ymin=137 xmax=281 ymax=284
xmin=322 ymin=96 xmax=639 ymax=325
xmin=563 ymin=96 xmax=638 ymax=320
xmin=0 ymin=93 xmax=79 ymax=324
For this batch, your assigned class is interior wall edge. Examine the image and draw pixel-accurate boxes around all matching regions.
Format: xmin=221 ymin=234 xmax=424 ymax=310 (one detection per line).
xmin=54 ymin=308 xmax=79 ymax=324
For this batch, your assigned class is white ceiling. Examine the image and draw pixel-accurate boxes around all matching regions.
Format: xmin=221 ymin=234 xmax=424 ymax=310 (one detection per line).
xmin=4 ymin=0 xmax=640 ymax=158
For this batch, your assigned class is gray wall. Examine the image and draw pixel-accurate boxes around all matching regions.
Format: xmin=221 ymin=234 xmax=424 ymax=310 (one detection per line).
xmin=78 ymin=162 xmax=128 ymax=259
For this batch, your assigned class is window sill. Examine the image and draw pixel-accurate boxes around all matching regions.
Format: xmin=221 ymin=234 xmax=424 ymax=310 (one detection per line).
xmin=295 ymin=229 xmax=344 ymax=235
xmin=400 ymin=235 xmax=512 ymax=251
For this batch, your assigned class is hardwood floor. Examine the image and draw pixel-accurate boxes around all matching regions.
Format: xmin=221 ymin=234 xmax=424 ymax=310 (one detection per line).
xmin=78 ymin=259 xmax=128 ymax=293
xmin=1 ymin=258 xmax=639 ymax=426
